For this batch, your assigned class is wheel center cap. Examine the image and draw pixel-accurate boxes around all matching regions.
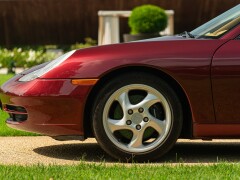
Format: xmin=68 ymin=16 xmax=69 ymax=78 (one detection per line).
xmin=131 ymin=113 xmax=143 ymax=124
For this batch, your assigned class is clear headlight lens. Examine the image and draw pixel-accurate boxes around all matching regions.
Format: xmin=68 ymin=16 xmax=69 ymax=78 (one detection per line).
xmin=19 ymin=50 xmax=76 ymax=82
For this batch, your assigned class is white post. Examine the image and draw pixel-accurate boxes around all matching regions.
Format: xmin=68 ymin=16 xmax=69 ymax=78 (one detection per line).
xmin=98 ymin=15 xmax=119 ymax=45
xmin=160 ymin=10 xmax=174 ymax=36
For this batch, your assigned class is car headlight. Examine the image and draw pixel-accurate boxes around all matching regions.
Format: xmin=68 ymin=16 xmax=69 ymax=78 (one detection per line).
xmin=19 ymin=50 xmax=76 ymax=82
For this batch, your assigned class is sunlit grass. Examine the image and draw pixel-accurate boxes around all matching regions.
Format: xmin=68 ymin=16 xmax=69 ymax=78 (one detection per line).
xmin=0 ymin=163 xmax=239 ymax=179
xmin=0 ymin=73 xmax=14 ymax=85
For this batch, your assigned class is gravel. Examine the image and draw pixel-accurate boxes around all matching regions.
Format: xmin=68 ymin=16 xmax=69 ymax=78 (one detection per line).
xmin=1 ymin=137 xmax=240 ymax=165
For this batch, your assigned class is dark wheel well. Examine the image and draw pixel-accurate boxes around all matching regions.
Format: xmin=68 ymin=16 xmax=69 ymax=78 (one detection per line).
xmin=84 ymin=66 xmax=192 ymax=139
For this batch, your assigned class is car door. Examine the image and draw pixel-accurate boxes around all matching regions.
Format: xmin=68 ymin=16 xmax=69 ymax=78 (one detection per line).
xmin=212 ymin=37 xmax=240 ymax=123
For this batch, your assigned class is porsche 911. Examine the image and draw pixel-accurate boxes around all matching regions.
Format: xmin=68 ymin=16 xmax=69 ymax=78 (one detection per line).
xmin=0 ymin=4 xmax=239 ymax=161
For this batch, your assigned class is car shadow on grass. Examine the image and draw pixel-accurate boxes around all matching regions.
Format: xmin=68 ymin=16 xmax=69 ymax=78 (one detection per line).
xmin=33 ymin=141 xmax=240 ymax=163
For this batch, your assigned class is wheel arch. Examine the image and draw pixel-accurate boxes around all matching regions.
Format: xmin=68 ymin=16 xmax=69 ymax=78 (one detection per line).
xmin=83 ymin=66 xmax=192 ymax=139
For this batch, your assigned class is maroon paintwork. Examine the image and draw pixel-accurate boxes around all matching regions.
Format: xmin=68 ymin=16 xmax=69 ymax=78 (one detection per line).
xmin=0 ymin=25 xmax=239 ymax=139
xmin=0 ymin=74 xmax=92 ymax=136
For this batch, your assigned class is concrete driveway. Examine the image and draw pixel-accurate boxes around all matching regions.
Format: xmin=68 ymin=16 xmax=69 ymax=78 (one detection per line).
xmin=1 ymin=137 xmax=240 ymax=165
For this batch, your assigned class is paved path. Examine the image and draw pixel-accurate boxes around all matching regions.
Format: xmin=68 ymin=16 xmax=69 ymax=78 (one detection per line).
xmin=1 ymin=137 xmax=240 ymax=165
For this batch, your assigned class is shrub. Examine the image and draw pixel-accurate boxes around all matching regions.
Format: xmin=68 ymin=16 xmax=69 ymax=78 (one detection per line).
xmin=70 ymin=37 xmax=97 ymax=50
xmin=0 ymin=48 xmax=56 ymax=69
xmin=0 ymin=38 xmax=97 ymax=70
xmin=129 ymin=4 xmax=168 ymax=34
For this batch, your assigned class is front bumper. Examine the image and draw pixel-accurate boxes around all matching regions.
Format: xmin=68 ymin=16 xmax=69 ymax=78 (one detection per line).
xmin=0 ymin=74 xmax=94 ymax=136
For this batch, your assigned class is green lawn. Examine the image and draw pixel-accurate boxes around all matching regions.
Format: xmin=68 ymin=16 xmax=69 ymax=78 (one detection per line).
xmin=0 ymin=73 xmax=14 ymax=85
xmin=0 ymin=163 xmax=239 ymax=179
xmin=0 ymin=74 xmax=37 ymax=136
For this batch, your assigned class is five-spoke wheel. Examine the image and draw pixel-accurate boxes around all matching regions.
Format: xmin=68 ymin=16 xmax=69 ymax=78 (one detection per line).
xmin=92 ymin=73 xmax=182 ymax=162
xmin=103 ymin=84 xmax=171 ymax=153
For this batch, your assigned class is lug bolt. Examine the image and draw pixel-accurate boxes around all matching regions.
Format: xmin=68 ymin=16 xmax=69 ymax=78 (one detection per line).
xmin=138 ymin=108 xmax=144 ymax=113
xmin=126 ymin=120 xmax=132 ymax=125
xmin=143 ymin=117 xmax=149 ymax=122
xmin=136 ymin=125 xmax=141 ymax=130
xmin=128 ymin=109 xmax=133 ymax=115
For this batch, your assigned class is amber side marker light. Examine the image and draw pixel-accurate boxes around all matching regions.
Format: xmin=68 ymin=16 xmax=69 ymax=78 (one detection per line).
xmin=71 ymin=79 xmax=99 ymax=85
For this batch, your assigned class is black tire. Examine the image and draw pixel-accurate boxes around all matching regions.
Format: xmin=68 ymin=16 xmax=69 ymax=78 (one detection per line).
xmin=92 ymin=72 xmax=182 ymax=162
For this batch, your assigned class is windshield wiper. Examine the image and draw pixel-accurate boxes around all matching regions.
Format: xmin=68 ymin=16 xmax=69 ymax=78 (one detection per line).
xmin=179 ymin=31 xmax=195 ymax=38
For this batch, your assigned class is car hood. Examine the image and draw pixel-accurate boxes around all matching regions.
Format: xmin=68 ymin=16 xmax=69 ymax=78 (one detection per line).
xmin=18 ymin=36 xmax=187 ymax=77
xmin=39 ymin=35 xmax=228 ymax=79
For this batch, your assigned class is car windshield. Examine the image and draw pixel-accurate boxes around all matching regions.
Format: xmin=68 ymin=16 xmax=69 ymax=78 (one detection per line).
xmin=191 ymin=4 xmax=240 ymax=39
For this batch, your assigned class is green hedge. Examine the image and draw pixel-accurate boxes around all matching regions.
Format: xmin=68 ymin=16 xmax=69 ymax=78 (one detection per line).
xmin=0 ymin=38 xmax=96 ymax=69
xmin=0 ymin=48 xmax=56 ymax=68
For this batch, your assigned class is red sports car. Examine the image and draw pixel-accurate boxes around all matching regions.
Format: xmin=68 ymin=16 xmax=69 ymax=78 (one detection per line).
xmin=0 ymin=5 xmax=240 ymax=162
